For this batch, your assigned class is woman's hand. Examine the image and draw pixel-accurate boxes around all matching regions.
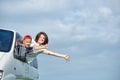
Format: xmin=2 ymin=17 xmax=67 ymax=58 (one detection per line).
xmin=64 ymin=55 xmax=70 ymax=62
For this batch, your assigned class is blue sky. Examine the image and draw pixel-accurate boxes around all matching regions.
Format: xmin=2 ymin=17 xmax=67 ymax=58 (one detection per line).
xmin=0 ymin=0 xmax=120 ymax=80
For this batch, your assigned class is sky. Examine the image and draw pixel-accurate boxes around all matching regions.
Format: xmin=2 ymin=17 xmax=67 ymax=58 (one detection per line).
xmin=0 ymin=0 xmax=120 ymax=80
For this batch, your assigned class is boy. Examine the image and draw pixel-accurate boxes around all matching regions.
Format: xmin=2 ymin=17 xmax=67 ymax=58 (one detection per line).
xmin=22 ymin=35 xmax=35 ymax=64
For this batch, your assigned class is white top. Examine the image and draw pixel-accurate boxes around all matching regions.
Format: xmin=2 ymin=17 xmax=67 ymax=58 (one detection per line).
xmin=30 ymin=39 xmax=44 ymax=53
xmin=30 ymin=39 xmax=38 ymax=47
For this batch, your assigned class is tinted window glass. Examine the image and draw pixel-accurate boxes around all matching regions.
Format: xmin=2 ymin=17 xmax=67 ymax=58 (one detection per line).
xmin=0 ymin=29 xmax=14 ymax=52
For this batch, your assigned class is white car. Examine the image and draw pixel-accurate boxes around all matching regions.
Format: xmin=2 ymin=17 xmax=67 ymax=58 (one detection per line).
xmin=0 ymin=28 xmax=39 ymax=80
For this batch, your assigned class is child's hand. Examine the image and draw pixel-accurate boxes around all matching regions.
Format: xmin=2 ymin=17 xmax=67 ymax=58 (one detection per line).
xmin=41 ymin=44 xmax=49 ymax=49
xmin=44 ymin=44 xmax=49 ymax=49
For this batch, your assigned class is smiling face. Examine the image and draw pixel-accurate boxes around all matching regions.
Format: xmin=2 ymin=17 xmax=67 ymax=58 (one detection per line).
xmin=23 ymin=38 xmax=32 ymax=48
xmin=35 ymin=32 xmax=48 ymax=45
xmin=37 ymin=34 xmax=45 ymax=44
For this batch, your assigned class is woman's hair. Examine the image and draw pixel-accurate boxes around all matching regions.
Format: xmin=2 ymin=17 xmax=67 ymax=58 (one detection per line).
xmin=35 ymin=32 xmax=48 ymax=45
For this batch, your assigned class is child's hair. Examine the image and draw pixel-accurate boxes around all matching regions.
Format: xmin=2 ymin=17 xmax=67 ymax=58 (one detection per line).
xmin=23 ymin=35 xmax=32 ymax=40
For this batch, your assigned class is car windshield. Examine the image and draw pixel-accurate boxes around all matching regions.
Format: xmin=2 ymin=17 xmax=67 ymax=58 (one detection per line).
xmin=0 ymin=29 xmax=14 ymax=52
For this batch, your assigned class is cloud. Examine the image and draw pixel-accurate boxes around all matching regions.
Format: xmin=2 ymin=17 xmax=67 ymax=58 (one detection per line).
xmin=0 ymin=0 xmax=120 ymax=47
xmin=0 ymin=0 xmax=71 ymax=14
xmin=99 ymin=7 xmax=112 ymax=16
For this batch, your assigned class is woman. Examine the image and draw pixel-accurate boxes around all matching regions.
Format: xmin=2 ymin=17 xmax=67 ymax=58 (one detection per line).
xmin=32 ymin=32 xmax=70 ymax=62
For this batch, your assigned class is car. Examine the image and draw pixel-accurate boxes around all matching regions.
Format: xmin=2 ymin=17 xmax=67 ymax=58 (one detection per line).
xmin=0 ymin=28 xmax=39 ymax=80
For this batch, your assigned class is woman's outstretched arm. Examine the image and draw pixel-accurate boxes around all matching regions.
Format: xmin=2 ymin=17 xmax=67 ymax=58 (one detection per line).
xmin=42 ymin=49 xmax=70 ymax=62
